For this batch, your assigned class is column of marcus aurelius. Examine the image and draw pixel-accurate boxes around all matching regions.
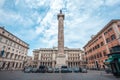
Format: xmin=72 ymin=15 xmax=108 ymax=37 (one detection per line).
xmin=56 ymin=10 xmax=66 ymax=68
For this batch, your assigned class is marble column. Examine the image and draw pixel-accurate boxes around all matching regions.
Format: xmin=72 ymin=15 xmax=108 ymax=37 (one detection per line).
xmin=56 ymin=10 xmax=66 ymax=68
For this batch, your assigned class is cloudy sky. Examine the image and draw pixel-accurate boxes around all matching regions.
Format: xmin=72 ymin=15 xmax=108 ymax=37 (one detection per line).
xmin=0 ymin=0 xmax=120 ymax=56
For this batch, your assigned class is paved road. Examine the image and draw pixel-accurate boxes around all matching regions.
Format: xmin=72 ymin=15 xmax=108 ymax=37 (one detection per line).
xmin=0 ymin=70 xmax=119 ymax=80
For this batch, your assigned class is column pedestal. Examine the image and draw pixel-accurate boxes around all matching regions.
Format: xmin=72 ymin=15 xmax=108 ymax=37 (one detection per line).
xmin=56 ymin=53 xmax=66 ymax=68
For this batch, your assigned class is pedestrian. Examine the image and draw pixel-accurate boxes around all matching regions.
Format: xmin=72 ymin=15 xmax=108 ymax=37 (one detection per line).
xmin=10 ymin=67 xmax=14 ymax=72
xmin=103 ymin=65 xmax=105 ymax=70
xmin=23 ymin=67 xmax=25 ymax=72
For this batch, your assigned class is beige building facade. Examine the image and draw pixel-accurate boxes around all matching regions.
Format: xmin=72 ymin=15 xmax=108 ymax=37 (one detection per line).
xmin=33 ymin=47 xmax=84 ymax=68
xmin=0 ymin=27 xmax=29 ymax=70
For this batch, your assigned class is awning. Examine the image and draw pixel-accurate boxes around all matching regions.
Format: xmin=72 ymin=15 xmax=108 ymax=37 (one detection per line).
xmin=104 ymin=56 xmax=113 ymax=65
xmin=112 ymin=54 xmax=120 ymax=58
xmin=119 ymin=58 xmax=120 ymax=62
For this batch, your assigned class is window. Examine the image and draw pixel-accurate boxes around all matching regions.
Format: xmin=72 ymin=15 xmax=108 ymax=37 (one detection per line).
xmin=95 ymin=46 xmax=97 ymax=49
xmin=2 ymin=31 xmax=5 ymax=34
xmin=103 ymin=50 xmax=107 ymax=56
xmin=0 ymin=36 xmax=2 ymax=42
xmin=93 ymin=47 xmax=95 ymax=51
xmin=99 ymin=52 xmax=102 ymax=57
xmin=10 ymin=41 xmax=12 ymax=46
xmin=101 ymin=42 xmax=104 ymax=46
xmin=97 ymin=44 xmax=100 ymax=48
xmin=5 ymin=39 xmax=8 ymax=44
xmin=104 ymin=32 xmax=107 ymax=35
xmin=108 ymin=28 xmax=112 ymax=32
xmin=97 ymin=54 xmax=99 ymax=58
xmin=111 ymin=34 xmax=116 ymax=40
xmin=118 ymin=24 xmax=120 ymax=27
xmin=3 ymin=46 xmax=6 ymax=49
xmin=94 ymin=55 xmax=96 ymax=59
xmin=17 ymin=45 xmax=19 ymax=49
xmin=106 ymin=38 xmax=110 ymax=43
xmin=99 ymin=36 xmax=102 ymax=39
xmin=14 ymin=43 xmax=16 ymax=47
xmin=8 ymin=47 xmax=10 ymax=50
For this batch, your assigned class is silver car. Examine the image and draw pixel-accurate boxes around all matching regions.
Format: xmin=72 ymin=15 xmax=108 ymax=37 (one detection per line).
xmin=54 ymin=68 xmax=59 ymax=73
xmin=24 ymin=67 xmax=32 ymax=73
xmin=47 ymin=68 xmax=53 ymax=73
xmin=82 ymin=68 xmax=87 ymax=73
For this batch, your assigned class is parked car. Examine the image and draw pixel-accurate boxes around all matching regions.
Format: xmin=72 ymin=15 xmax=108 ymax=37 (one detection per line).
xmin=31 ymin=68 xmax=38 ymax=73
xmin=82 ymin=68 xmax=87 ymax=73
xmin=37 ymin=65 xmax=47 ymax=73
xmin=54 ymin=68 xmax=60 ymax=73
xmin=105 ymin=67 xmax=112 ymax=74
xmin=68 ymin=68 xmax=72 ymax=73
xmin=73 ymin=67 xmax=80 ymax=73
xmin=24 ymin=67 xmax=32 ymax=73
xmin=47 ymin=67 xmax=53 ymax=73
xmin=61 ymin=66 xmax=68 ymax=73
xmin=79 ymin=67 xmax=82 ymax=72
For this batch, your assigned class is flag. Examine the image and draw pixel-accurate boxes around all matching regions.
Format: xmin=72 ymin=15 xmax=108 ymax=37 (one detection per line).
xmin=0 ymin=50 xmax=4 ymax=57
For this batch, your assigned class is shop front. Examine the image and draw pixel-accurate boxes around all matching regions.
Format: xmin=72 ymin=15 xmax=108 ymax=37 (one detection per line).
xmin=105 ymin=45 xmax=120 ymax=77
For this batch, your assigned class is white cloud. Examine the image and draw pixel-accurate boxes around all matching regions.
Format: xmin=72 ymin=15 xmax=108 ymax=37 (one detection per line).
xmin=15 ymin=29 xmax=38 ymax=41
xmin=15 ymin=0 xmax=20 ymax=5
xmin=0 ymin=0 xmax=5 ymax=8
xmin=51 ymin=0 xmax=63 ymax=10
xmin=0 ymin=0 xmax=120 ymax=56
xmin=34 ymin=0 xmax=62 ymax=47
xmin=25 ymin=0 xmax=49 ymax=9
xmin=34 ymin=0 xmax=120 ymax=50
xmin=105 ymin=0 xmax=120 ymax=6
xmin=0 ymin=9 xmax=34 ymax=28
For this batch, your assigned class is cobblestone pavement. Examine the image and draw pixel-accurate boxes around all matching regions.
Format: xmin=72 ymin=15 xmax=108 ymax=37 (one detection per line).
xmin=0 ymin=70 xmax=119 ymax=80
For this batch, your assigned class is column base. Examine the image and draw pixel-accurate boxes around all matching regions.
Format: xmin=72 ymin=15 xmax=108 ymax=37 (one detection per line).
xmin=56 ymin=54 xmax=66 ymax=68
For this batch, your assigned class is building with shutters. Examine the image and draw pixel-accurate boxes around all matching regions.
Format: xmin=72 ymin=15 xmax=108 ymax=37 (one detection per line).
xmin=0 ymin=27 xmax=29 ymax=70
xmin=83 ymin=19 xmax=120 ymax=69
xmin=33 ymin=47 xmax=84 ymax=68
